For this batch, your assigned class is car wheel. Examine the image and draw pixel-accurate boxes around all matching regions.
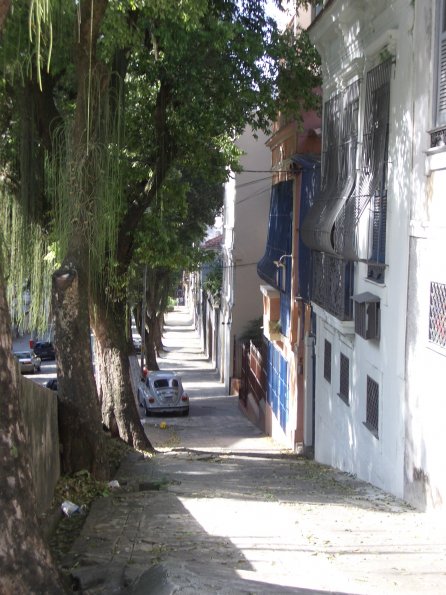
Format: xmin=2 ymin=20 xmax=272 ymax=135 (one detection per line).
xmin=182 ymin=408 xmax=189 ymax=417
xmin=145 ymin=405 xmax=151 ymax=417
xmin=36 ymin=366 xmax=41 ymax=372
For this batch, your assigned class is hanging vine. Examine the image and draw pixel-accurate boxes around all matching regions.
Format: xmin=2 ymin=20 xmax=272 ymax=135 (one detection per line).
xmin=0 ymin=1 xmax=127 ymax=333
xmin=0 ymin=185 xmax=54 ymax=335
xmin=45 ymin=69 xmax=126 ymax=300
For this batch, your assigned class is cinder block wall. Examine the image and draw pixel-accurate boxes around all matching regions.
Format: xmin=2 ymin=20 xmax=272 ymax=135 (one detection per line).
xmin=19 ymin=376 xmax=60 ymax=511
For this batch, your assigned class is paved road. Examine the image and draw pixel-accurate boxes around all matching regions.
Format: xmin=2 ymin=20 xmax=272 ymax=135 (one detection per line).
xmin=142 ymin=309 xmax=280 ymax=455
xmin=12 ymin=333 xmax=57 ymax=388
xmin=64 ymin=307 xmax=446 ymax=594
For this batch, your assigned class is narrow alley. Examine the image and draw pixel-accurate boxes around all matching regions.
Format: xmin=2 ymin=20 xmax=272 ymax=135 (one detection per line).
xmin=63 ymin=308 xmax=446 ymax=594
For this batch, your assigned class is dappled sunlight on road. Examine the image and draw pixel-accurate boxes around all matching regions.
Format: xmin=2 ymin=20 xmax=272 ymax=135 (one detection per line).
xmin=66 ymin=306 xmax=446 ymax=595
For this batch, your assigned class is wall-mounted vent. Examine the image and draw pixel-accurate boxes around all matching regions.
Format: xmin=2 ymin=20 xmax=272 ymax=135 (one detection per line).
xmin=352 ymin=292 xmax=380 ymax=340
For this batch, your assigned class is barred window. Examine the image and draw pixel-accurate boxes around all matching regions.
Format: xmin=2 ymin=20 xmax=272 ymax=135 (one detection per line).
xmin=324 ymin=340 xmax=332 ymax=383
xmin=339 ymin=353 xmax=349 ymax=404
xmin=365 ymin=375 xmax=379 ymax=438
xmin=429 ymin=281 xmax=446 ymax=349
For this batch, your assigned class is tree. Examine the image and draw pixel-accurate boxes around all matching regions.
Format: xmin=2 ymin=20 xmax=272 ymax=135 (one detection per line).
xmin=50 ymin=0 xmax=111 ymax=477
xmin=1 ymin=0 xmax=321 ymax=470
xmin=0 ymin=2 xmax=68 ymax=591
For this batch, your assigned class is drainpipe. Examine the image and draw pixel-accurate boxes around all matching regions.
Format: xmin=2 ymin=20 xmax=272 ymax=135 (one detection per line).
xmin=303 ymin=333 xmax=315 ymax=456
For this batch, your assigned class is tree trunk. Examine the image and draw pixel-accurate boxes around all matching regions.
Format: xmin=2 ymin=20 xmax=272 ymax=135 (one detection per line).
xmin=53 ymin=263 xmax=108 ymax=478
xmin=145 ymin=311 xmax=159 ymax=370
xmin=0 ymin=260 xmax=65 ymax=594
xmin=145 ymin=267 xmax=171 ymax=362
xmin=51 ymin=0 xmax=109 ymax=478
xmin=154 ymin=312 xmax=164 ymax=354
xmin=92 ymin=293 xmax=154 ymax=452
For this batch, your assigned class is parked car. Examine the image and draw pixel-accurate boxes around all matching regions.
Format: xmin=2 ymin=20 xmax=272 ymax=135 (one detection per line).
xmin=13 ymin=351 xmax=41 ymax=374
xmin=137 ymin=371 xmax=189 ymax=416
xmin=33 ymin=341 xmax=55 ymax=360
xmin=45 ymin=378 xmax=58 ymax=391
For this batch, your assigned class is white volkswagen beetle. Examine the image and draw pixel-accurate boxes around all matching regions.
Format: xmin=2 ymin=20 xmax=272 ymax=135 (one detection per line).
xmin=138 ymin=371 xmax=189 ymax=417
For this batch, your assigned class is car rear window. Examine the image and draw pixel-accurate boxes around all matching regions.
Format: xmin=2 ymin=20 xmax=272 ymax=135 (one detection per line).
xmin=154 ymin=379 xmax=169 ymax=389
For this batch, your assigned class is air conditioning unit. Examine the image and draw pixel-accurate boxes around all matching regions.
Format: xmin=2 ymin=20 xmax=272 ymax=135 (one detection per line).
xmin=352 ymin=292 xmax=380 ymax=340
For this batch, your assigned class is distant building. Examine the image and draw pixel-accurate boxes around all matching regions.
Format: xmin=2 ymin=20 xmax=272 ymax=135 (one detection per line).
xmin=238 ymin=5 xmax=322 ymax=453
xmin=219 ymin=127 xmax=271 ymax=391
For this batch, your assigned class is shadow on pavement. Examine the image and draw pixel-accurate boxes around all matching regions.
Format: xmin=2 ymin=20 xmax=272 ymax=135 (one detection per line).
xmin=65 ymin=451 xmax=360 ymax=595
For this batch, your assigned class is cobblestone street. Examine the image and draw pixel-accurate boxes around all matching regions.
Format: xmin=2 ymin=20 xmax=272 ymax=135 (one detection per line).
xmin=64 ymin=308 xmax=446 ymax=594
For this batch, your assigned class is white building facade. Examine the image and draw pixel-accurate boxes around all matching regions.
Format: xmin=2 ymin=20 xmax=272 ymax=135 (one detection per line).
xmin=303 ymin=0 xmax=446 ymax=509
xmin=220 ymin=128 xmax=271 ymax=393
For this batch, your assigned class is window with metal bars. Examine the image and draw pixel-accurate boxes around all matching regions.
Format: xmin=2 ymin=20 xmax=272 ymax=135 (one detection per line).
xmin=301 ymin=82 xmax=359 ymax=257
xmin=359 ymin=61 xmax=391 ymax=282
xmin=429 ymin=281 xmax=446 ymax=349
xmin=365 ymin=375 xmax=379 ymax=438
xmin=324 ymin=339 xmax=332 ymax=383
xmin=338 ymin=353 xmax=349 ymax=404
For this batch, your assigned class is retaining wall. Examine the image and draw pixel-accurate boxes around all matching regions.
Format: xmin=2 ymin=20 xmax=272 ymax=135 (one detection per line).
xmin=19 ymin=376 xmax=60 ymax=511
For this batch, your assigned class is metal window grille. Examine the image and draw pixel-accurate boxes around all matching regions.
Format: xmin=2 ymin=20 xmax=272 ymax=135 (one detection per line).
xmin=339 ymin=353 xmax=349 ymax=404
xmin=324 ymin=339 xmax=332 ymax=383
xmin=312 ymin=252 xmax=354 ymax=321
xmin=355 ymin=59 xmax=392 ymax=223
xmin=365 ymin=375 xmax=379 ymax=437
xmin=430 ymin=126 xmax=446 ymax=148
xmin=301 ymin=82 xmax=359 ymax=257
xmin=429 ymin=281 xmax=446 ymax=349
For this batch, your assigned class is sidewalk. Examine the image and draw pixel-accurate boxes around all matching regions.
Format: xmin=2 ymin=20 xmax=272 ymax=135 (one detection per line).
xmin=62 ymin=307 xmax=446 ymax=594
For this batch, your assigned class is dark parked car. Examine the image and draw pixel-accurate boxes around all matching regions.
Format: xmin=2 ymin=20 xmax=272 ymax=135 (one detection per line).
xmin=45 ymin=378 xmax=58 ymax=391
xmin=33 ymin=341 xmax=55 ymax=360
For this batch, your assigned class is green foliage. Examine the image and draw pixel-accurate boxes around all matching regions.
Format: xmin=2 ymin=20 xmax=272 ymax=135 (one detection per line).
xmin=0 ymin=0 xmax=322 ymax=332
xmin=239 ymin=316 xmax=264 ymax=344
xmin=203 ymin=263 xmax=223 ymax=297
xmin=0 ymin=184 xmax=54 ymax=334
xmin=272 ymin=27 xmax=322 ymax=122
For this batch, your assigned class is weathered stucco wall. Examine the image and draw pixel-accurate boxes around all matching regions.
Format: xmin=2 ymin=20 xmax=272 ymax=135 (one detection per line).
xmin=19 ymin=376 xmax=60 ymax=511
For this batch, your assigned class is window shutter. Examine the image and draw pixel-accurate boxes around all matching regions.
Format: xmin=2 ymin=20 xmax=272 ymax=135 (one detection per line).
xmin=370 ymin=193 xmax=387 ymax=263
xmin=437 ymin=1 xmax=446 ymax=125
